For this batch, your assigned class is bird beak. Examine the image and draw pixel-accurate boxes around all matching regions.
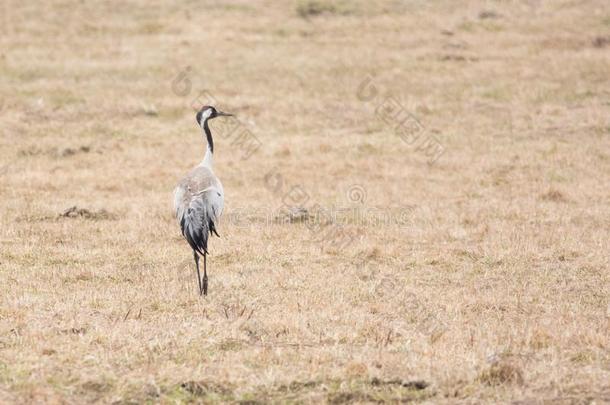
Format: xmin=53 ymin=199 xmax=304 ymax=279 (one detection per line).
xmin=216 ymin=111 xmax=233 ymax=117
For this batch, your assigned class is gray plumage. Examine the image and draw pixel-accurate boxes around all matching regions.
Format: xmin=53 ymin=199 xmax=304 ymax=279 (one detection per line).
xmin=174 ymin=166 xmax=224 ymax=256
xmin=174 ymin=105 xmax=232 ymax=296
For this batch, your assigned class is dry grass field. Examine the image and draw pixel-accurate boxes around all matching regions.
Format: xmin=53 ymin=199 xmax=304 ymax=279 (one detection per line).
xmin=1 ymin=0 xmax=609 ymax=403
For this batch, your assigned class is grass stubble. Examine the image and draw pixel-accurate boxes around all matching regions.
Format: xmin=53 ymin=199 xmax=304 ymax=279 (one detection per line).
xmin=0 ymin=0 xmax=609 ymax=403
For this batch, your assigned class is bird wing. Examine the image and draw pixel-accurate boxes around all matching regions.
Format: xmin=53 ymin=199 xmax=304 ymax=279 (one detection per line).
xmin=174 ymin=167 xmax=224 ymax=255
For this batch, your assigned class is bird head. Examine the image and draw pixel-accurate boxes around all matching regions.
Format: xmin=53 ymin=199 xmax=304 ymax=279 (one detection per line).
xmin=196 ymin=106 xmax=233 ymax=126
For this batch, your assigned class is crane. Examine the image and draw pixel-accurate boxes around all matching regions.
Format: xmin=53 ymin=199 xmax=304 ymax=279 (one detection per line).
xmin=174 ymin=106 xmax=232 ymax=295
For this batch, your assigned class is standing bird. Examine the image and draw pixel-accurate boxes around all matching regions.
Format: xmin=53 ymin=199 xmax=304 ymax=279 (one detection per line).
xmin=174 ymin=106 xmax=232 ymax=295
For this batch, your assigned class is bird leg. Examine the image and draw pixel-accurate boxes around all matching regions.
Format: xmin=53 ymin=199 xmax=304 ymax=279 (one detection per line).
xmin=202 ymin=253 xmax=208 ymax=296
xmin=193 ymin=251 xmax=203 ymax=295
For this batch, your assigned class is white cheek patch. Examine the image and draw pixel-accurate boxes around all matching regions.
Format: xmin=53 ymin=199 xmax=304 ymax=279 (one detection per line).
xmin=200 ymin=108 xmax=213 ymax=126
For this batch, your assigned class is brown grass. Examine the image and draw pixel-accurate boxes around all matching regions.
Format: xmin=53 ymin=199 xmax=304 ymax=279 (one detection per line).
xmin=1 ymin=0 xmax=609 ymax=403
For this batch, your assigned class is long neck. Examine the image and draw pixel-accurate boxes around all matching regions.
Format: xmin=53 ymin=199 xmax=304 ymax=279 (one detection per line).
xmin=202 ymin=120 xmax=214 ymax=168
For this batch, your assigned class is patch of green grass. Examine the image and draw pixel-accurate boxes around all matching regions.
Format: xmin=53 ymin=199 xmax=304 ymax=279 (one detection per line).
xmin=216 ymin=338 xmax=243 ymax=352
xmin=138 ymin=22 xmax=164 ymax=35
xmin=0 ymin=361 xmax=10 ymax=384
xmin=0 ymin=362 xmax=32 ymax=387
xmin=214 ymin=3 xmax=254 ymax=13
xmin=167 ymin=378 xmax=432 ymax=403
xmin=480 ymin=22 xmax=504 ymax=32
xmin=273 ymin=28 xmax=289 ymax=37
xmin=162 ymin=385 xmax=195 ymax=402
xmin=297 ymin=0 xmax=335 ymax=17
xmin=482 ymin=87 xmax=510 ymax=102
xmin=457 ymin=21 xmax=476 ymax=32
xmin=170 ymin=381 xmax=235 ymax=403
xmin=12 ymin=68 xmax=46 ymax=82
xmin=296 ymin=0 xmax=353 ymax=18
xmin=570 ymin=350 xmax=596 ymax=364
xmin=562 ymin=89 xmax=597 ymax=103
xmin=109 ymin=130 xmax=134 ymax=138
